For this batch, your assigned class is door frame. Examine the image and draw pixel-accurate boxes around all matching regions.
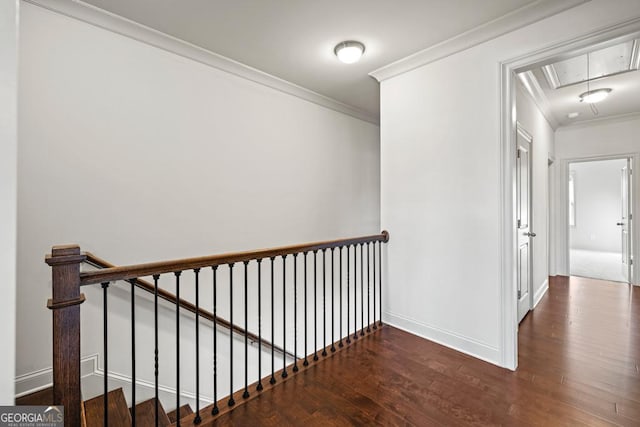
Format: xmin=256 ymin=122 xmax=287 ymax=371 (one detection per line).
xmin=548 ymin=156 xmax=556 ymax=277
xmin=560 ymin=154 xmax=638 ymax=284
xmin=499 ymin=19 xmax=640 ymax=370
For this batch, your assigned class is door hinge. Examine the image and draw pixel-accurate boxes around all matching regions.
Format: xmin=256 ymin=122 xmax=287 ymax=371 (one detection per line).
xmin=631 ymin=259 xmax=634 ymax=266
xmin=630 ymin=213 xmax=633 ymax=220
xmin=517 ymin=290 xmax=521 ymax=299
xmin=517 ymin=219 xmax=521 ymax=228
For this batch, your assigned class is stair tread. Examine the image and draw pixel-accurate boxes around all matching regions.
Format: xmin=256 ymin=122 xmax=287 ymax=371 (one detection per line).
xmin=84 ymin=388 xmax=131 ymax=427
xmin=131 ymin=398 xmax=171 ymax=427
xmin=167 ymin=404 xmax=193 ymax=423
xmin=16 ymin=387 xmax=54 ymax=406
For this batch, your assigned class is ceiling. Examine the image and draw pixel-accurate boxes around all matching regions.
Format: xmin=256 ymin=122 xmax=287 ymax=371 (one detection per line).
xmin=519 ymin=39 xmax=640 ymax=128
xmin=80 ymin=0 xmax=542 ymax=121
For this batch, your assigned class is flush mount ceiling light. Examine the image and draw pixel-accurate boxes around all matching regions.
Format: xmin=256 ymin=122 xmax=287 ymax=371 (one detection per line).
xmin=334 ymin=41 xmax=365 ymax=64
xmin=579 ymin=88 xmax=612 ymax=103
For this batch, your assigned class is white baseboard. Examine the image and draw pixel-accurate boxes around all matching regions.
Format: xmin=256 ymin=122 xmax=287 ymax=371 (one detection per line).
xmin=383 ymin=311 xmax=502 ymax=367
xmin=533 ymin=279 xmax=549 ymax=308
xmin=15 ymin=354 xmax=212 ymax=405
xmin=91 ymin=366 xmax=213 ymax=404
xmin=15 ymin=355 xmax=99 ymax=398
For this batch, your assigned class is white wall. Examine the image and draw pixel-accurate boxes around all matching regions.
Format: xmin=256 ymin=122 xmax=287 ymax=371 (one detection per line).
xmin=516 ymin=82 xmax=555 ymax=307
xmin=17 ymin=2 xmax=380 ymax=388
xmin=380 ymin=0 xmax=640 ymax=367
xmin=0 ymin=0 xmax=18 ymax=405
xmin=555 ymin=115 xmax=640 ymax=277
xmin=569 ymin=159 xmax=626 ymax=253
xmin=556 ymin=116 xmax=640 ymax=158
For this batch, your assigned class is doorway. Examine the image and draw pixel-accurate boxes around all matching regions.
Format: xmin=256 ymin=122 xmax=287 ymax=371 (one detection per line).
xmin=500 ymin=20 xmax=640 ymax=370
xmin=568 ymin=157 xmax=633 ymax=283
xmin=516 ymin=125 xmax=534 ymax=322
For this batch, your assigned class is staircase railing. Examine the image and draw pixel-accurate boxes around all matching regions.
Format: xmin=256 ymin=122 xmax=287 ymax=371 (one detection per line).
xmin=46 ymin=231 xmax=389 ymax=426
xmin=84 ymin=252 xmax=295 ymax=360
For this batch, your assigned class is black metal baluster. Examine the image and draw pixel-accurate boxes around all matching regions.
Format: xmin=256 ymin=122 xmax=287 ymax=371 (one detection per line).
xmin=339 ymin=247 xmax=344 ymax=348
xmin=212 ymin=266 xmax=219 ymax=415
xmin=303 ymin=253 xmax=309 ymax=367
xmin=153 ymin=275 xmax=160 ymax=425
xmin=282 ymin=255 xmax=288 ymax=378
xmin=243 ymin=262 xmax=250 ymax=399
xmin=360 ymin=243 xmax=365 ymax=337
xmin=228 ymin=264 xmax=235 ymax=407
xmin=331 ymin=248 xmax=336 ymax=352
xmin=192 ymin=270 xmax=201 ymax=423
xmin=353 ymin=245 xmax=358 ymax=341
xmin=367 ymin=243 xmax=371 ymax=333
xmin=379 ymin=241 xmax=383 ymax=327
xmin=270 ymin=257 xmax=276 ymax=385
xmin=313 ymin=250 xmax=318 ymax=361
xmin=257 ymin=260 xmax=263 ymax=392
xmin=174 ymin=272 xmax=181 ymax=426
xmin=101 ymin=282 xmax=109 ymax=427
xmin=373 ymin=243 xmax=377 ymax=330
xmin=293 ymin=254 xmax=299 ymax=372
xmin=322 ymin=249 xmax=327 ymax=357
xmin=346 ymin=247 xmax=351 ymax=345
xmin=130 ymin=279 xmax=137 ymax=427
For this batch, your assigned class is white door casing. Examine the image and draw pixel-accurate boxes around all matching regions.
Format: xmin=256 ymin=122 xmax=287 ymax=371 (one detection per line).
xmin=621 ymin=159 xmax=633 ymax=282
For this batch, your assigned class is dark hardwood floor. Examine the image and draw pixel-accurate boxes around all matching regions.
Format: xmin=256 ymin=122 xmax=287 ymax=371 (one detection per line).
xmin=212 ymin=276 xmax=640 ymax=426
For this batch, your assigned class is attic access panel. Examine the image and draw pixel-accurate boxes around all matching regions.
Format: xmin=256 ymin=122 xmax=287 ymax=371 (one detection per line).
xmin=542 ymin=40 xmax=640 ymax=89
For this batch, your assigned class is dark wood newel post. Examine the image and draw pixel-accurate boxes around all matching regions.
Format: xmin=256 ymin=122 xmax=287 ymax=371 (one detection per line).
xmin=45 ymin=245 xmax=86 ymax=427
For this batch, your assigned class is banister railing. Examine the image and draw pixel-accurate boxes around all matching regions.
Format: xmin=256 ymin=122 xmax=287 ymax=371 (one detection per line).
xmin=79 ymin=232 xmax=388 ymax=285
xmin=46 ymin=231 xmax=389 ymax=426
xmin=84 ymin=252 xmax=295 ymax=360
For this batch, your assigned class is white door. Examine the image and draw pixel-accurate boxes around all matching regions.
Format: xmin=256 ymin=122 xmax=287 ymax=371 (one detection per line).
xmin=516 ymin=126 xmax=534 ymax=323
xmin=620 ymin=160 xmax=632 ymax=282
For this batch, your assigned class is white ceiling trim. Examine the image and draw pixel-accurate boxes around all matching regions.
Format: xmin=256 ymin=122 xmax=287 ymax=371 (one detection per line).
xmin=369 ymin=0 xmax=589 ymax=82
xmin=517 ymin=71 xmax=560 ymax=130
xmin=25 ymin=0 xmax=380 ymax=125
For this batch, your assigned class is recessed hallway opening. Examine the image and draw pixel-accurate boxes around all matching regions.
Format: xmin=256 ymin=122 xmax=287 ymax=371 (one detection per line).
xmin=569 ymin=158 xmax=632 ymax=283
xmin=208 ymin=276 xmax=640 ymax=426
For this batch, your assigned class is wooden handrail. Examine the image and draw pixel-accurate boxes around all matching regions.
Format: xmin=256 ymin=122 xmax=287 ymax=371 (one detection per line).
xmin=83 ymin=252 xmax=295 ymax=360
xmin=46 ymin=231 xmax=390 ymax=425
xmin=77 ymin=231 xmax=389 ymax=286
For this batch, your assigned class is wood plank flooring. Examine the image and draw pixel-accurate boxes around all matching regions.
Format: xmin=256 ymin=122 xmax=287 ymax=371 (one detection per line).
xmin=15 ymin=386 xmax=53 ymax=406
xmin=211 ymin=276 xmax=640 ymax=426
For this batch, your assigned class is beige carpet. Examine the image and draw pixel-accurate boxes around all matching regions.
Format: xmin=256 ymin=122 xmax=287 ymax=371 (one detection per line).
xmin=570 ymin=249 xmax=627 ymax=283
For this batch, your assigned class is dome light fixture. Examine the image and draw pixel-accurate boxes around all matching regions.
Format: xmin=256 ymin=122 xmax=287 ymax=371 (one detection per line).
xmin=579 ymin=88 xmax=612 ymax=104
xmin=334 ymin=41 xmax=365 ymax=64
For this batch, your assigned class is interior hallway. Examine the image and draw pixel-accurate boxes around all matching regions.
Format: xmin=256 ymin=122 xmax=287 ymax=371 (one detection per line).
xmin=205 ymin=276 xmax=640 ymax=426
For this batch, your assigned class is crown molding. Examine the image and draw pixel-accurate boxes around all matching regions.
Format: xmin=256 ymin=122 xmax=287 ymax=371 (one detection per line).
xmin=369 ymin=0 xmax=589 ymax=82
xmin=25 ymin=0 xmax=379 ymax=125
xmin=517 ymin=71 xmax=560 ymax=130
xmin=518 ymin=69 xmax=640 ymax=132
